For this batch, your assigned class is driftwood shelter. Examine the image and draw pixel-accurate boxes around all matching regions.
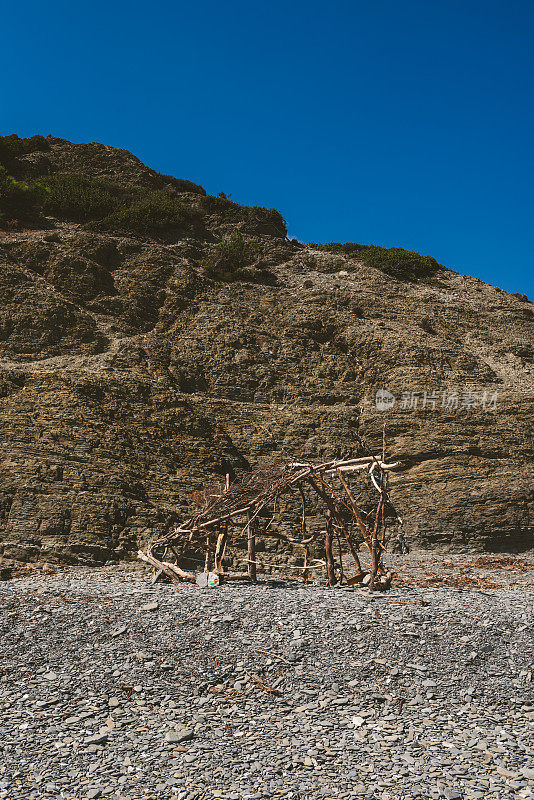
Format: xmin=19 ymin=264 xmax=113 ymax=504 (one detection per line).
xmin=139 ymin=433 xmax=404 ymax=590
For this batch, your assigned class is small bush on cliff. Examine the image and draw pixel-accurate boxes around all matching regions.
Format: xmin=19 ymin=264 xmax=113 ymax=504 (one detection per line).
xmin=0 ymin=166 xmax=47 ymax=224
xmin=201 ymin=194 xmax=287 ymax=237
xmin=201 ymin=194 xmax=245 ymax=219
xmin=311 ymin=241 xmax=443 ymax=282
xmin=0 ymin=134 xmax=49 ymax=171
xmin=204 ymin=232 xmax=257 ymax=277
xmin=40 ymin=174 xmax=120 ymax=221
xmin=37 ymin=174 xmax=195 ymax=237
xmin=247 ymin=206 xmax=287 ymax=237
xmin=203 ymin=232 xmax=274 ymax=283
xmin=96 ymin=190 xmax=194 ymax=236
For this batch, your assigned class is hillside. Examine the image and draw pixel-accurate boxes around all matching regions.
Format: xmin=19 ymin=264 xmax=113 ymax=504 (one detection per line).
xmin=0 ymin=134 xmax=532 ymax=566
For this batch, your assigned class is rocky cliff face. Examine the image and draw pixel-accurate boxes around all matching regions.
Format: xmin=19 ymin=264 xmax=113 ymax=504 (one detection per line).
xmin=0 ymin=135 xmax=532 ymax=566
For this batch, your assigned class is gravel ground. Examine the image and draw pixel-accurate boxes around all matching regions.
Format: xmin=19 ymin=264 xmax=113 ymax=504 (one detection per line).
xmin=0 ymin=554 xmax=533 ymax=800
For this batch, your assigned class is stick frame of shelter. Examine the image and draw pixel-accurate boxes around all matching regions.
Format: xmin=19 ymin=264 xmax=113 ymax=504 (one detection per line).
xmin=247 ymin=514 xmax=257 ymax=582
xmin=139 ymin=436 xmax=402 ymax=589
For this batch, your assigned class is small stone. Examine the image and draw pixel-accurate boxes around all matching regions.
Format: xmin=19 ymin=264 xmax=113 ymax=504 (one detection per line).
xmin=496 ymin=767 xmax=518 ymax=779
xmin=111 ymin=625 xmax=127 ymax=637
xmin=108 ymin=697 xmax=120 ymax=708
xmin=84 ymin=734 xmax=108 ymax=746
xmin=140 ymin=601 xmax=159 ymax=611
xmin=521 ymin=768 xmax=534 ymax=780
xmin=87 ymin=790 xmax=102 ymax=799
xmin=165 ymin=729 xmax=195 ymax=744
xmin=409 ymin=694 xmax=424 ymax=705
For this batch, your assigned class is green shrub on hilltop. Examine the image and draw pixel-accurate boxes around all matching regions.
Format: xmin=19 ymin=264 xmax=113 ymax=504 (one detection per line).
xmin=0 ymin=134 xmax=50 ymax=224
xmin=36 ymin=173 xmax=196 ymax=237
xmin=355 ymin=244 xmax=441 ymax=281
xmin=247 ymin=206 xmax=287 ymax=237
xmin=0 ymin=166 xmax=47 ymax=224
xmin=40 ymin=174 xmax=120 ymax=221
xmin=201 ymin=193 xmax=245 ymax=218
xmin=201 ymin=194 xmax=287 ymax=237
xmin=311 ymin=241 xmax=443 ymax=282
xmin=96 ymin=190 xmax=195 ymax=236
xmin=0 ymin=134 xmax=49 ymax=171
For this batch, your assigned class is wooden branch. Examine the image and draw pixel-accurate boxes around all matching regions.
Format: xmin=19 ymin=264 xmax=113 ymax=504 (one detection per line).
xmin=244 ymin=671 xmax=282 ymax=696
xmin=325 ymin=509 xmax=336 ymax=587
xmin=214 ymin=524 xmax=228 ymax=573
xmin=335 ymin=470 xmax=374 ymax=553
xmin=138 ymin=550 xmax=196 ymax=583
xmin=335 ymin=527 xmax=345 ymax=585
xmin=253 ymin=649 xmax=291 ymax=665
xmin=247 ymin=515 xmax=257 ymax=582
xmin=204 ymin=532 xmax=211 ymax=572
xmin=369 ymin=482 xmax=386 ymax=590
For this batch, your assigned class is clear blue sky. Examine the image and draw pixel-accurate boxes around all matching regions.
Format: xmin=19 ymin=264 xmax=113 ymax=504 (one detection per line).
xmin=2 ymin=0 xmax=533 ymax=296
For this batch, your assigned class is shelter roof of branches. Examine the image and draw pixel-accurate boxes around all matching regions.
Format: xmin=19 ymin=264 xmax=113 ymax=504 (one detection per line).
xmin=140 ymin=436 xmax=404 ymax=591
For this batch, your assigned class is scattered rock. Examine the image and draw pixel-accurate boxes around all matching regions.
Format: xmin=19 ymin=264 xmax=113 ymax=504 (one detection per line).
xmin=140 ymin=601 xmax=159 ymax=612
xmin=165 ymin=729 xmax=195 ymax=744
xmin=0 ymin=562 xmax=532 ymax=799
xmin=84 ymin=733 xmax=109 ymax=746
